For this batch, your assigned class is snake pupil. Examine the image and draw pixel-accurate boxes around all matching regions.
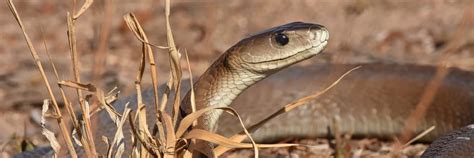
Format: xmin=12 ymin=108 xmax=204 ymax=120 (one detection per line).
xmin=275 ymin=33 xmax=289 ymax=46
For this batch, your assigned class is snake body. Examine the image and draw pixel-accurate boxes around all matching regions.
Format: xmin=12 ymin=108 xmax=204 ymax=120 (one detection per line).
xmin=15 ymin=22 xmax=474 ymax=157
xmin=217 ymin=63 xmax=474 ymax=144
xmin=96 ymin=63 xmax=474 ymax=157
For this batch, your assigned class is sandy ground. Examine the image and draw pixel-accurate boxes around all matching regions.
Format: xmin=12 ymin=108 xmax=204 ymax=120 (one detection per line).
xmin=1 ymin=0 xmax=474 ymax=157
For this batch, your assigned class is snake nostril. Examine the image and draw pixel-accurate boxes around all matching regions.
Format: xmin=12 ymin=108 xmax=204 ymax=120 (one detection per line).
xmin=309 ymin=31 xmax=317 ymax=41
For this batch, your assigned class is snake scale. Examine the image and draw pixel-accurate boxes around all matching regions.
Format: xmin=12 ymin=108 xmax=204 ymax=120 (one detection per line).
xmin=16 ymin=22 xmax=474 ymax=157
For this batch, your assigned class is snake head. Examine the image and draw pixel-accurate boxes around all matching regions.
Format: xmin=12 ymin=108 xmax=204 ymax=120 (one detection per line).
xmin=226 ymin=22 xmax=329 ymax=74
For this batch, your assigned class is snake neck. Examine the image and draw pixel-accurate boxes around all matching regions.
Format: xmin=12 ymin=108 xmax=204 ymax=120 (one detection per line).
xmin=182 ymin=55 xmax=265 ymax=131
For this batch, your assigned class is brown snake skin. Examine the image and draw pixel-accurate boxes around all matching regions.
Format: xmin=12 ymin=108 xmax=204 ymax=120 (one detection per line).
xmin=111 ymin=63 xmax=474 ymax=157
xmin=16 ymin=22 xmax=474 ymax=157
xmin=218 ymin=63 xmax=474 ymax=158
xmin=218 ymin=63 xmax=474 ymax=143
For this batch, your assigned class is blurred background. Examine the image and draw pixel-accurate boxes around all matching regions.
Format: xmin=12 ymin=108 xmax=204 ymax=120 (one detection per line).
xmin=1 ymin=0 xmax=473 ymax=157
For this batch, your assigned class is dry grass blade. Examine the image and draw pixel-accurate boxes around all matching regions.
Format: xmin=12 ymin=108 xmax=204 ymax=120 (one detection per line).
xmin=184 ymin=129 xmax=298 ymax=149
xmin=214 ymin=66 xmax=361 ymax=156
xmin=176 ymin=106 xmax=259 ymax=157
xmin=73 ymin=0 xmax=94 ymax=19
xmin=161 ymin=112 xmax=177 ymax=158
xmin=66 ymin=11 xmax=96 ymax=156
xmin=58 ymin=80 xmax=97 ymax=92
xmin=175 ymin=107 xmax=237 ymax=138
xmin=183 ymin=51 xmax=201 ymax=157
xmin=283 ymin=66 xmax=361 ymax=112
xmin=41 ymin=100 xmax=60 ymax=157
xmin=164 ymin=0 xmax=183 ymax=125
xmin=122 ymin=13 xmax=162 ymax=130
xmin=108 ymin=107 xmax=132 ymax=158
xmin=122 ymin=13 xmax=161 ymax=115
xmin=7 ymin=0 xmax=77 ymax=156
xmin=402 ymin=126 xmax=436 ymax=147
xmin=128 ymin=112 xmax=159 ymax=156
xmin=41 ymin=27 xmax=81 ymax=142
xmin=95 ymin=89 xmax=122 ymax=118
xmin=123 ymin=13 xmax=155 ymax=157
xmin=184 ymin=52 xmax=197 ymax=125
xmin=121 ymin=14 xmax=168 ymax=50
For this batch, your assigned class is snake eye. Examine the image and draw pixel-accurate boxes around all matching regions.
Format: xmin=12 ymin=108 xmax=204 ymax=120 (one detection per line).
xmin=274 ymin=32 xmax=289 ymax=46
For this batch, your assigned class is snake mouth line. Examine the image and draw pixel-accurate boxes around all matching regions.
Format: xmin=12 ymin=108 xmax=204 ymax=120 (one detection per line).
xmin=247 ymin=40 xmax=328 ymax=65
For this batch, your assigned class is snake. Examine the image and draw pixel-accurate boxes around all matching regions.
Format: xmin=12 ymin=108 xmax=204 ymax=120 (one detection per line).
xmin=15 ymin=22 xmax=474 ymax=157
xmin=217 ymin=63 xmax=474 ymax=157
